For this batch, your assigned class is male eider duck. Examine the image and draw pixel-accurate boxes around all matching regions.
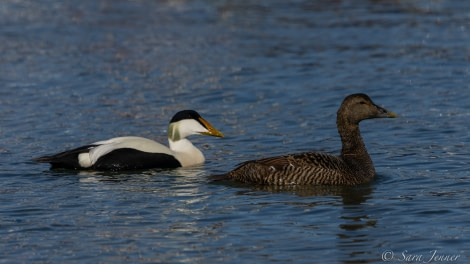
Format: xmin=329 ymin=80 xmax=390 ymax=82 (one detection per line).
xmin=210 ymin=93 xmax=397 ymax=186
xmin=35 ymin=110 xmax=224 ymax=170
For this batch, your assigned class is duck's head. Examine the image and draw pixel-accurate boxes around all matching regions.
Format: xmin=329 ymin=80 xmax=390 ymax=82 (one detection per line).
xmin=337 ymin=93 xmax=397 ymax=125
xmin=168 ymin=110 xmax=224 ymax=141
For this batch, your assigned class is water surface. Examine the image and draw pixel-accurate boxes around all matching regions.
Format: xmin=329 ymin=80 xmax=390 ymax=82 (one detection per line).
xmin=1 ymin=1 xmax=469 ymax=263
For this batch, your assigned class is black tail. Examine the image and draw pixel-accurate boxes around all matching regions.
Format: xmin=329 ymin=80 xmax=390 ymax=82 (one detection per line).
xmin=34 ymin=156 xmax=53 ymax=163
xmin=34 ymin=145 xmax=95 ymax=169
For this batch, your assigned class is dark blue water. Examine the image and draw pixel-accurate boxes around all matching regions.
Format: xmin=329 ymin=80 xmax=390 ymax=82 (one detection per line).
xmin=1 ymin=1 xmax=469 ymax=263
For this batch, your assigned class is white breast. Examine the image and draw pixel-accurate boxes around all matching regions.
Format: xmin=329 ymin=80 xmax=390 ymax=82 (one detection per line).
xmin=168 ymin=138 xmax=205 ymax=167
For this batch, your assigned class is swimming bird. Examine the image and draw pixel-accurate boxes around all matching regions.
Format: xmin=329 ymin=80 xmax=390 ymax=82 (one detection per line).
xmin=210 ymin=93 xmax=397 ymax=186
xmin=35 ymin=110 xmax=224 ymax=170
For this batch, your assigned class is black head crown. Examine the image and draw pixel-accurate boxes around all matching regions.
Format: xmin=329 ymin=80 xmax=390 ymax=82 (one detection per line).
xmin=170 ymin=110 xmax=202 ymax=123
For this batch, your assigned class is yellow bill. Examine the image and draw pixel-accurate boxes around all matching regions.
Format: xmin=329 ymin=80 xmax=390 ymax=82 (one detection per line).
xmin=198 ymin=117 xmax=224 ymax=137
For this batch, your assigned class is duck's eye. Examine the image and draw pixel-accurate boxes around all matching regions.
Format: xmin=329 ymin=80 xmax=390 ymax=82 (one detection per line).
xmin=359 ymin=101 xmax=366 ymax=105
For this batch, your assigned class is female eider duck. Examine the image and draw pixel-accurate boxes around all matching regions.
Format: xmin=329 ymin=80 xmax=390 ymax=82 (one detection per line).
xmin=210 ymin=93 xmax=397 ymax=186
xmin=35 ymin=110 xmax=224 ymax=170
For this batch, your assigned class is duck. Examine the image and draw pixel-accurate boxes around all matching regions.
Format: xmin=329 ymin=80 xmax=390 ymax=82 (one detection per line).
xmin=35 ymin=110 xmax=224 ymax=170
xmin=210 ymin=93 xmax=397 ymax=186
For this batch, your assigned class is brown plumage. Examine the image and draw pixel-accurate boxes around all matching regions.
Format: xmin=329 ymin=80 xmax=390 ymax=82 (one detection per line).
xmin=210 ymin=93 xmax=397 ymax=186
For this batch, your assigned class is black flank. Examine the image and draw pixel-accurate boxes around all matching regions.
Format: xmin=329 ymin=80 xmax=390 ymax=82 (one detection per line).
xmin=91 ymin=148 xmax=181 ymax=171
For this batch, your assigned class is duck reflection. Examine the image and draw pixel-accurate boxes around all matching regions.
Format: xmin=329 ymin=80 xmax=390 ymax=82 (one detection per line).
xmin=212 ymin=179 xmax=379 ymax=263
xmin=40 ymin=164 xmax=208 ymax=185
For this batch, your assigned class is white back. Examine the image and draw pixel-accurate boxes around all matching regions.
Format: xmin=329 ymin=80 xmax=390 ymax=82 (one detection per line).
xmin=81 ymin=137 xmax=172 ymax=166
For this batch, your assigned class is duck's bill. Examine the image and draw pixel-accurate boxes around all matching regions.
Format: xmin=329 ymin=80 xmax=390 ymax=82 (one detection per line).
xmin=376 ymin=105 xmax=398 ymax=118
xmin=198 ymin=118 xmax=225 ymax=137
xmin=386 ymin=111 xmax=398 ymax=118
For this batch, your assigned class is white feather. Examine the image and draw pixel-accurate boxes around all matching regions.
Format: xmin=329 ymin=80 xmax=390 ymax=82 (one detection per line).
xmin=169 ymin=138 xmax=205 ymax=167
xmin=77 ymin=137 xmax=173 ymax=167
xmin=78 ymin=152 xmax=93 ymax=168
xmin=177 ymin=119 xmax=208 ymax=137
xmin=168 ymin=119 xmax=208 ymax=141
xmin=167 ymin=119 xmax=211 ymax=166
xmin=77 ymin=119 xmax=212 ymax=168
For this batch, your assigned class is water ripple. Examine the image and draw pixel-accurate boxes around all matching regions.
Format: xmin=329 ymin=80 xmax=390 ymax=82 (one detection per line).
xmin=1 ymin=0 xmax=469 ymax=263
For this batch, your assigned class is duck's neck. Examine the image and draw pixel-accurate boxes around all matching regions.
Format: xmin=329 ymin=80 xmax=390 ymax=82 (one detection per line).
xmin=168 ymin=139 xmax=205 ymax=167
xmin=337 ymin=121 xmax=375 ymax=177
xmin=338 ymin=124 xmax=367 ymax=156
